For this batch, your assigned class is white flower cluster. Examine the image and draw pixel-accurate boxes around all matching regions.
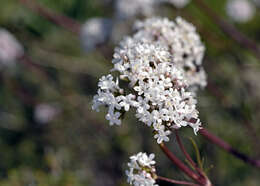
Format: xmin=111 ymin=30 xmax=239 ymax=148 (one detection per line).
xmin=126 ymin=152 xmax=158 ymax=186
xmin=226 ymin=0 xmax=255 ymax=23
xmin=92 ymin=17 xmax=203 ymax=144
xmin=133 ymin=17 xmax=207 ymax=91
xmin=0 ymin=29 xmax=24 ymax=65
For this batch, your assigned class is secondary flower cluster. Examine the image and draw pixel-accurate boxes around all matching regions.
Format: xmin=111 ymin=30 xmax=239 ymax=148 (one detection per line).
xmin=133 ymin=17 xmax=207 ymax=92
xmin=92 ymin=17 xmax=205 ymax=144
xmin=126 ymin=152 xmax=158 ymax=186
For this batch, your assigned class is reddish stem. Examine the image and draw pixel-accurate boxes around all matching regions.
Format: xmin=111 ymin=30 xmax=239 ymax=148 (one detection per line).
xmin=159 ymin=143 xmax=208 ymax=185
xmin=19 ymin=0 xmax=81 ymax=34
xmin=157 ymin=176 xmax=200 ymax=186
xmin=193 ymin=0 xmax=260 ymax=60
xmin=199 ymin=128 xmax=260 ymax=168
xmin=207 ymin=79 xmax=260 ymax=155
xmin=175 ymin=131 xmax=204 ymax=176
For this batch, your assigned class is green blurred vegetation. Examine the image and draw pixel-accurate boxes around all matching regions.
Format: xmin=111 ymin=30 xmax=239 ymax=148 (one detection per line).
xmin=0 ymin=0 xmax=260 ymax=186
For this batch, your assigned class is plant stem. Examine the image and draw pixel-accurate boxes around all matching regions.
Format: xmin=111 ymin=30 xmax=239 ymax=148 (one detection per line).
xmin=207 ymin=78 xmax=260 ymax=155
xmin=159 ymin=143 xmax=208 ymax=185
xmin=175 ymin=131 xmax=204 ymax=176
xmin=199 ymin=128 xmax=260 ymax=168
xmin=193 ymin=0 xmax=260 ymax=60
xmin=157 ymin=176 xmax=200 ymax=186
xmin=19 ymin=0 xmax=81 ymax=34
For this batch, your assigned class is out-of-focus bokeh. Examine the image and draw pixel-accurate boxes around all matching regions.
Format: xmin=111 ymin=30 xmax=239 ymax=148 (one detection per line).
xmin=0 ymin=0 xmax=260 ymax=185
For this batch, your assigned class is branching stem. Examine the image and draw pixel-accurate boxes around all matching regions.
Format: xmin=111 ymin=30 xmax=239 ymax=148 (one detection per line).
xmin=159 ymin=143 xmax=210 ymax=185
xmin=199 ymin=128 xmax=260 ymax=168
xmin=19 ymin=0 xmax=81 ymax=34
xmin=157 ymin=176 xmax=200 ymax=186
xmin=193 ymin=0 xmax=260 ymax=60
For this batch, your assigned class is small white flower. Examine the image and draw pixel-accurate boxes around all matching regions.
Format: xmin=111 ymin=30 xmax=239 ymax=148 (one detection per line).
xmin=226 ymin=0 xmax=255 ymax=23
xmin=153 ymin=122 xmax=164 ymax=131
xmin=92 ymin=89 xmax=121 ymax=112
xmin=189 ymin=118 xmax=202 ymax=135
xmin=34 ymin=103 xmax=60 ymax=124
xmin=80 ymin=18 xmax=112 ymax=52
xmin=98 ymin=74 xmax=119 ymax=92
xmin=0 ymin=29 xmax=24 ymax=65
xmin=105 ymin=111 xmax=121 ymax=126
xmin=117 ymin=94 xmax=137 ymax=111
xmin=154 ymin=128 xmax=171 ymax=144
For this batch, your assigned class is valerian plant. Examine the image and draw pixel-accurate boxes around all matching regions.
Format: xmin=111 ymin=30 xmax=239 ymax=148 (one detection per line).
xmin=16 ymin=0 xmax=260 ymax=185
xmin=92 ymin=17 xmax=212 ymax=186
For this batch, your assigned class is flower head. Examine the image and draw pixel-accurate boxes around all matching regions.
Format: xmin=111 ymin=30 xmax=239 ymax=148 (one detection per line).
xmin=92 ymin=17 xmax=204 ymax=143
xmin=126 ymin=152 xmax=158 ymax=186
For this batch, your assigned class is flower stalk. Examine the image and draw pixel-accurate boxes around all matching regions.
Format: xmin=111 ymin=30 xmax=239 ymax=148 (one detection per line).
xmin=157 ymin=176 xmax=200 ymax=186
xmin=175 ymin=131 xmax=205 ymax=176
xmin=19 ymin=0 xmax=81 ymax=34
xmin=199 ymin=128 xmax=260 ymax=168
xmin=193 ymin=0 xmax=260 ymax=60
xmin=159 ymin=143 xmax=211 ymax=186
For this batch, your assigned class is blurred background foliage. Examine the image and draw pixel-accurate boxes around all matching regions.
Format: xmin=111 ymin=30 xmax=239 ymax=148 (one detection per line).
xmin=0 ymin=0 xmax=260 ymax=185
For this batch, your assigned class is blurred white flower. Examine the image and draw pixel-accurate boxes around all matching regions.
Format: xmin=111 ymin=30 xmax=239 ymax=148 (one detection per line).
xmin=80 ymin=18 xmax=112 ymax=52
xmin=126 ymin=152 xmax=158 ymax=186
xmin=226 ymin=0 xmax=255 ymax=23
xmin=0 ymin=29 xmax=24 ymax=65
xmin=115 ymin=0 xmax=157 ymax=20
xmin=34 ymin=103 xmax=60 ymax=124
xmin=161 ymin=0 xmax=191 ymax=8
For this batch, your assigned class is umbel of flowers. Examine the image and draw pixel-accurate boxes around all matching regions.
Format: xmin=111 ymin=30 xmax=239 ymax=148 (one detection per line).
xmin=92 ymin=17 xmax=206 ymax=144
xmin=126 ymin=152 xmax=158 ymax=186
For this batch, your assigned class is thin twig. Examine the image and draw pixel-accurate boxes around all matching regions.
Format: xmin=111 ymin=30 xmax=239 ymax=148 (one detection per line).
xmin=19 ymin=0 xmax=81 ymax=34
xmin=199 ymin=128 xmax=260 ymax=168
xmin=159 ymin=143 xmax=208 ymax=185
xmin=175 ymin=131 xmax=204 ymax=176
xmin=193 ymin=0 xmax=260 ymax=60
xmin=157 ymin=176 xmax=200 ymax=186
xmin=206 ymin=78 xmax=260 ymax=156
